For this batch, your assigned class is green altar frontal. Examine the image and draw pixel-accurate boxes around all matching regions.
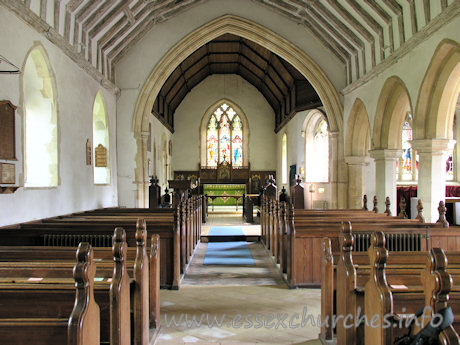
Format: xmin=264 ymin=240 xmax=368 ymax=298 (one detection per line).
xmin=203 ymin=184 xmax=246 ymax=206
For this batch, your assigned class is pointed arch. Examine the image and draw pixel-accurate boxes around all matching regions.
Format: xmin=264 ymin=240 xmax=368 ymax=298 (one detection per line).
xmin=282 ymin=133 xmax=288 ymax=185
xmin=22 ymin=44 xmax=59 ymax=187
xmin=92 ymin=91 xmax=110 ymax=184
xmin=200 ymin=99 xmax=249 ymax=167
xmin=414 ymin=39 xmax=460 ymax=140
xmin=345 ymin=98 xmax=371 ymax=157
xmin=372 ymin=76 xmax=413 ymax=150
xmin=303 ymin=109 xmax=329 ymax=183
xmin=131 ymin=15 xmax=343 ymax=206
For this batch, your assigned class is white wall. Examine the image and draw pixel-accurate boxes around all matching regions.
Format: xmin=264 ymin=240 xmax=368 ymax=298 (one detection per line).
xmin=172 ymin=74 xmax=276 ymax=172
xmin=0 ymin=9 xmax=118 ymax=226
xmin=114 ymin=0 xmax=346 ymax=207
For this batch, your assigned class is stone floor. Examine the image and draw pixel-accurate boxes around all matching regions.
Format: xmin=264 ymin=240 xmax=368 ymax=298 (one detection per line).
xmin=156 ymin=212 xmax=322 ymax=345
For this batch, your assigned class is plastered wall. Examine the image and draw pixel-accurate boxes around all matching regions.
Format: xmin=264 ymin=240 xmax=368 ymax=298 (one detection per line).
xmin=0 ymin=9 xmax=118 ymax=226
xmin=172 ymin=74 xmax=276 ymax=172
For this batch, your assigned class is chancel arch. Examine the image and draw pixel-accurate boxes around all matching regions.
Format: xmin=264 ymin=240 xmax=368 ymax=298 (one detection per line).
xmin=370 ymin=76 xmax=413 ymax=215
xmin=200 ymin=99 xmax=249 ymax=168
xmin=132 ymin=15 xmax=343 ymax=207
xmin=345 ymin=99 xmax=371 ymax=208
xmin=22 ymin=45 xmax=58 ymax=188
xmin=412 ymin=39 xmax=460 ymax=222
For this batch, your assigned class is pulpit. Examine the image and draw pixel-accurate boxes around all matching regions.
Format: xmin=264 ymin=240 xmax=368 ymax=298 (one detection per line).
xmin=168 ymin=179 xmax=192 ymax=206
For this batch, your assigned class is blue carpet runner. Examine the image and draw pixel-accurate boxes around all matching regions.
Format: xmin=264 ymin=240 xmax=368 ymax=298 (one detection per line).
xmin=208 ymin=226 xmax=245 ymax=236
xmin=204 ymin=242 xmax=255 ymax=265
xmin=204 ymin=227 xmax=254 ymax=265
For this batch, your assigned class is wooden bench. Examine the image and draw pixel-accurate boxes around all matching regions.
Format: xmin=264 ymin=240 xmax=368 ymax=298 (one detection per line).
xmin=0 ymin=200 xmax=202 ymax=289
xmin=263 ymin=200 xmax=452 ymax=288
xmin=364 ymin=233 xmax=460 ymax=345
xmin=321 ymin=226 xmax=460 ymax=345
xmin=0 ymin=242 xmax=100 ymax=345
xmin=0 ymin=225 xmax=159 ymax=345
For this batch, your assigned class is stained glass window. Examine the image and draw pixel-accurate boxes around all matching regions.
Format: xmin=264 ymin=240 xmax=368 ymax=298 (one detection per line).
xmin=446 ymin=150 xmax=454 ymax=180
xmin=232 ymin=116 xmax=243 ymax=167
xmin=206 ymin=115 xmax=218 ymax=167
xmin=206 ymin=103 xmax=244 ymax=167
xmin=398 ymin=114 xmax=418 ymax=181
xmin=219 ymin=114 xmax=231 ymax=163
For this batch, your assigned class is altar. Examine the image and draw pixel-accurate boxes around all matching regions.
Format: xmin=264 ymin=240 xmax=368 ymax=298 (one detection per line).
xmin=203 ymin=183 xmax=246 ymax=207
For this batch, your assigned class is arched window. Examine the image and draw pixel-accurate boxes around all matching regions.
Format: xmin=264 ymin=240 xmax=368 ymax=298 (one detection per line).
xmin=206 ymin=102 xmax=245 ymax=167
xmin=397 ymin=113 xmax=418 ymax=181
xmin=305 ymin=114 xmax=329 ymax=183
xmin=23 ymin=47 xmax=58 ymax=187
xmin=282 ymin=133 xmax=287 ymax=184
xmin=92 ymin=91 xmax=110 ymax=184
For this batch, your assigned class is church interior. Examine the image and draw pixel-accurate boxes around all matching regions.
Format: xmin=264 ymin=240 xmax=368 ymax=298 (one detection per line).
xmin=0 ymin=0 xmax=459 ymax=344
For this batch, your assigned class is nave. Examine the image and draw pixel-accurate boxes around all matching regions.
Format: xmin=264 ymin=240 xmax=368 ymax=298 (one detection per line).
xmin=158 ymin=210 xmax=321 ymax=345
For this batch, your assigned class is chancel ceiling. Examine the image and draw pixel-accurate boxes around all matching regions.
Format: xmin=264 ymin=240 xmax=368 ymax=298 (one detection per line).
xmin=154 ymin=33 xmax=322 ymax=132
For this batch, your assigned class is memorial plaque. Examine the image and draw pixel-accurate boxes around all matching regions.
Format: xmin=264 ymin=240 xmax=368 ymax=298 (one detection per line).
xmin=95 ymin=144 xmax=107 ymax=167
xmin=86 ymin=139 xmax=91 ymax=165
xmin=0 ymin=101 xmax=17 ymax=160
xmin=0 ymin=163 xmax=15 ymax=184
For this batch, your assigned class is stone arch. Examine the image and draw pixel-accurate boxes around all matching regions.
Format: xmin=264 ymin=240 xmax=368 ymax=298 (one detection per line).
xmin=345 ymin=98 xmax=371 ymax=208
xmin=132 ymin=15 xmax=343 ymax=206
xmin=414 ymin=39 xmax=460 ymax=140
xmin=199 ymin=98 xmax=250 ymax=167
xmin=345 ymin=98 xmax=371 ymax=157
xmin=412 ymin=39 xmax=460 ymax=222
xmin=372 ymin=76 xmax=413 ymax=150
xmin=21 ymin=43 xmax=59 ymax=187
xmin=302 ymin=109 xmax=329 ymax=183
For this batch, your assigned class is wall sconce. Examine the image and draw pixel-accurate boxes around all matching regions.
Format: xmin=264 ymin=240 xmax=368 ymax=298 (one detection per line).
xmin=299 ymin=166 xmax=305 ymax=175
xmin=318 ymin=187 xmax=325 ymax=194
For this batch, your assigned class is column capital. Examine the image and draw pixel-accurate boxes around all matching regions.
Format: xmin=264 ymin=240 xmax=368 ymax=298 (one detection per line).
xmin=344 ymin=155 xmax=371 ymax=166
xmin=329 ymin=131 xmax=339 ymax=139
xmin=141 ymin=131 xmax=149 ymax=139
xmin=369 ymin=149 xmax=403 ymax=160
xmin=411 ymin=139 xmax=456 ymax=154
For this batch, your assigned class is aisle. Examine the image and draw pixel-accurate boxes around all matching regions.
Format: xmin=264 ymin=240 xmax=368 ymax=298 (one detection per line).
xmin=155 ymin=210 xmax=322 ymax=344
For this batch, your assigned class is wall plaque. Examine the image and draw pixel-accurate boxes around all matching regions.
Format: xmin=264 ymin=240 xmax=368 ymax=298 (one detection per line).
xmin=86 ymin=139 xmax=91 ymax=165
xmin=0 ymin=163 xmax=15 ymax=184
xmin=95 ymin=144 xmax=107 ymax=167
xmin=0 ymin=101 xmax=17 ymax=160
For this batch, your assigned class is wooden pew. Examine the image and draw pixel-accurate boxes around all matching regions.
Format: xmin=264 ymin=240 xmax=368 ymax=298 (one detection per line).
xmin=364 ymin=235 xmax=460 ymax=345
xmin=0 ymin=242 xmax=100 ymax=345
xmin=282 ymin=204 xmax=443 ymax=288
xmin=0 ymin=203 xmax=196 ymax=289
xmin=0 ymin=225 xmax=157 ymax=345
xmin=335 ymin=225 xmax=428 ymax=345
xmin=321 ymin=222 xmax=460 ymax=345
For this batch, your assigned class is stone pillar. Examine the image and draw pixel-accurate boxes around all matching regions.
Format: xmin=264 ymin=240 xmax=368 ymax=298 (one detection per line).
xmin=344 ymin=156 xmax=370 ymax=209
xmin=411 ymin=139 xmax=455 ymax=222
xmin=141 ymin=131 xmax=150 ymax=208
xmin=329 ymin=131 xmax=340 ymax=209
xmin=369 ymin=149 xmax=402 ymax=216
